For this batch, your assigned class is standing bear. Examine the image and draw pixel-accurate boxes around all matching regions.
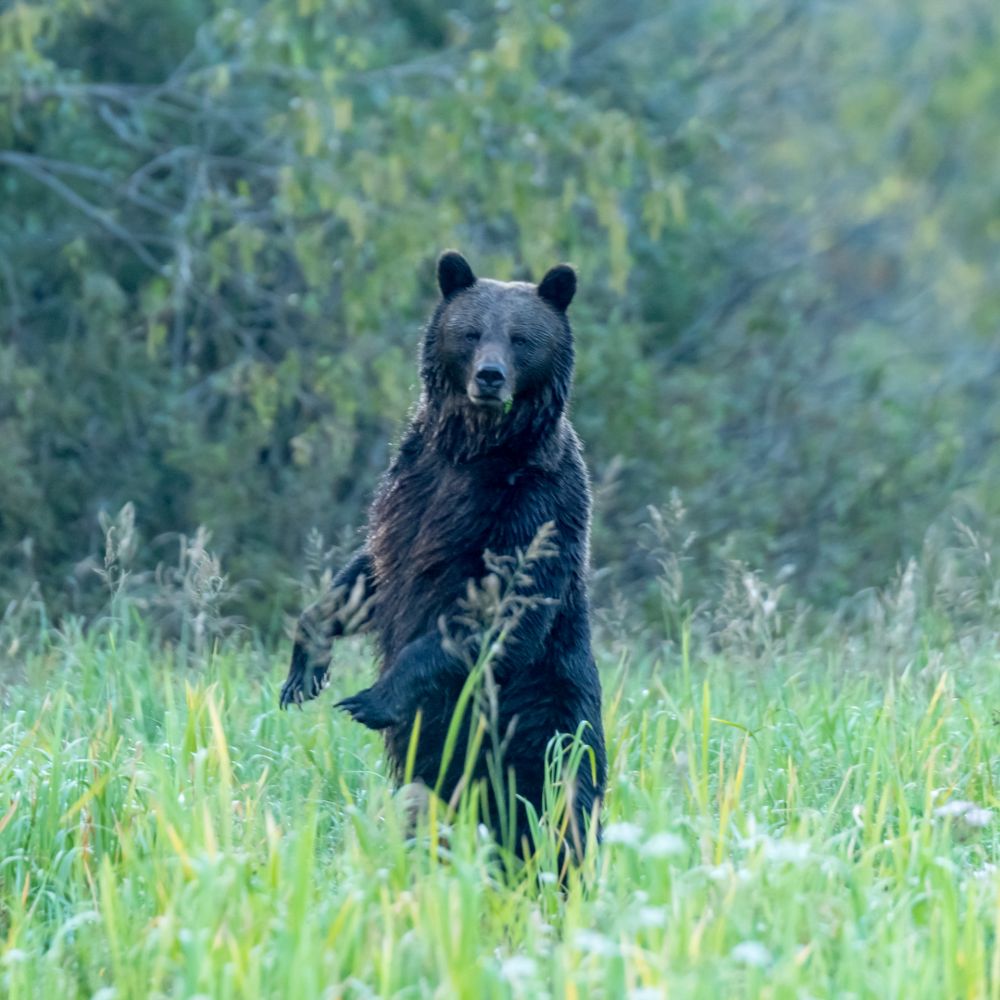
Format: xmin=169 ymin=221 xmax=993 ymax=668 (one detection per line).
xmin=280 ymin=250 xmax=606 ymax=859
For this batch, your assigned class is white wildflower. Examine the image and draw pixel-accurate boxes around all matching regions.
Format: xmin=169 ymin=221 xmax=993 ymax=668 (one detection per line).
xmin=642 ymin=832 xmax=685 ymax=858
xmin=935 ymin=799 xmax=974 ymax=818
xmin=501 ymin=955 xmax=537 ymax=982
xmin=763 ymin=838 xmax=812 ymax=864
xmin=731 ymin=941 xmax=772 ymax=967
xmin=934 ymin=800 xmax=993 ymax=828
xmin=603 ymin=822 xmax=643 ymax=846
xmin=636 ymin=906 xmax=668 ymax=928
xmin=574 ymin=929 xmax=618 ymax=957
xmin=964 ymin=807 xmax=993 ymax=828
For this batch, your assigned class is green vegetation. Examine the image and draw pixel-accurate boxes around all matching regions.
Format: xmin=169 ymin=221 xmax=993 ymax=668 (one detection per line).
xmin=3 ymin=0 xmax=1000 ymax=626
xmin=2 ymin=3 xmax=999 ymax=994
xmin=2 ymin=546 xmax=999 ymax=998
xmin=0 ymin=631 xmax=997 ymax=997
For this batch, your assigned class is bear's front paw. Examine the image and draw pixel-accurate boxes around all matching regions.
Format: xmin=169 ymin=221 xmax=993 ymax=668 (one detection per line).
xmin=336 ymin=685 xmax=405 ymax=730
xmin=279 ymin=654 xmax=328 ymax=709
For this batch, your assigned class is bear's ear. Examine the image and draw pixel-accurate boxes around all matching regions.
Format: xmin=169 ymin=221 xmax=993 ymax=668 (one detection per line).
xmin=537 ymin=264 xmax=576 ymax=313
xmin=437 ymin=250 xmax=477 ymax=298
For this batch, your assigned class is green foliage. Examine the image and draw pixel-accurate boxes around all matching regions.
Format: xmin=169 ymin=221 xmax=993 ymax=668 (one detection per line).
xmin=1 ymin=603 xmax=999 ymax=996
xmin=1 ymin=0 xmax=999 ymax=626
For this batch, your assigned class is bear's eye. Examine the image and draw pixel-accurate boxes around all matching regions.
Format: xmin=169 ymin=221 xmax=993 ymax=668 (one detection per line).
xmin=464 ymin=331 xmax=481 ymax=345
xmin=511 ymin=334 xmax=528 ymax=348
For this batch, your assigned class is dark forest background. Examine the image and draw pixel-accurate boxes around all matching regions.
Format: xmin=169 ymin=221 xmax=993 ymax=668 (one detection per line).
xmin=1 ymin=0 xmax=998 ymax=633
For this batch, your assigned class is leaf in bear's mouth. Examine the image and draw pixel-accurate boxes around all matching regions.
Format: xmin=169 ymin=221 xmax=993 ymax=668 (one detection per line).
xmin=503 ymin=398 xmax=514 ymax=415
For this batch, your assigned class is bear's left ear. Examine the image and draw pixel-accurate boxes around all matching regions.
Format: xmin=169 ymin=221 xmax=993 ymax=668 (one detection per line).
xmin=438 ymin=250 xmax=477 ymax=298
xmin=537 ymin=264 xmax=576 ymax=313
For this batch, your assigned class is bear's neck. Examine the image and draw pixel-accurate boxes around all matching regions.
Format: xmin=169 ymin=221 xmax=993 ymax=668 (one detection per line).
xmin=422 ymin=388 xmax=567 ymax=467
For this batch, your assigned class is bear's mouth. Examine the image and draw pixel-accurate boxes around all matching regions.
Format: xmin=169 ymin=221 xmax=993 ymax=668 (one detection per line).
xmin=466 ymin=386 xmax=512 ymax=409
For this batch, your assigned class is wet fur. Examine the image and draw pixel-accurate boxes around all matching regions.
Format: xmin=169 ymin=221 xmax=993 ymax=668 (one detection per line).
xmin=281 ymin=253 xmax=607 ymax=856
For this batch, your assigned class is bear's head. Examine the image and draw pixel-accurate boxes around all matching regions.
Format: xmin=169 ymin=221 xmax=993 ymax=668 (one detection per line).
xmin=419 ymin=251 xmax=576 ymax=457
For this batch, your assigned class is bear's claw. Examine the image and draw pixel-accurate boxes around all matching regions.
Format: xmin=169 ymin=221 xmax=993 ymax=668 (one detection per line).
xmin=279 ymin=666 xmax=327 ymax=709
xmin=336 ymin=686 xmax=403 ymax=730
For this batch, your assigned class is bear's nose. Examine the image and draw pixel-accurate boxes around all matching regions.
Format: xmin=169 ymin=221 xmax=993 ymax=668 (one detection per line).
xmin=475 ymin=364 xmax=506 ymax=389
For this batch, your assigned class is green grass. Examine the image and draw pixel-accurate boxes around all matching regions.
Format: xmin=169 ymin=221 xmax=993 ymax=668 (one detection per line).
xmin=1 ymin=619 xmax=998 ymax=999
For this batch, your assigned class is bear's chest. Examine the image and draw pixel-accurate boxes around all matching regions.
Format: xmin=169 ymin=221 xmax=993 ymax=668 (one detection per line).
xmin=369 ymin=454 xmax=531 ymax=655
xmin=375 ymin=460 xmax=517 ymax=577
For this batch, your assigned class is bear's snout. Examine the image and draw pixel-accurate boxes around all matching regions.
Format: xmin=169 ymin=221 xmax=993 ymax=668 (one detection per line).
xmin=475 ymin=363 xmax=507 ymax=390
xmin=468 ymin=350 xmax=512 ymax=406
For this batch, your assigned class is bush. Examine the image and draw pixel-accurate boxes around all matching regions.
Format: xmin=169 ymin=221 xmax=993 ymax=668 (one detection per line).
xmin=1 ymin=0 xmax=998 ymax=629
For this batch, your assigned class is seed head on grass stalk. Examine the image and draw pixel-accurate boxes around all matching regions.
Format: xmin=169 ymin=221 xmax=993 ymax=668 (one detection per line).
xmin=423 ymin=522 xmax=594 ymax=869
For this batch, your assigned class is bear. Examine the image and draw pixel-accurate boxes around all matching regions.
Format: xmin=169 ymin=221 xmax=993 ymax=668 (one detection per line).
xmin=280 ymin=250 xmax=607 ymax=860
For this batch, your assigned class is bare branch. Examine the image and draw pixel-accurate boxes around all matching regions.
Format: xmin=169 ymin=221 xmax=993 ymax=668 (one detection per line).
xmin=0 ymin=152 xmax=165 ymax=272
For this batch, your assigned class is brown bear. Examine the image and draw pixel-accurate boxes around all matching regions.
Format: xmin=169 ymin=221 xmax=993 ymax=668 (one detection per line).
xmin=280 ymin=251 xmax=606 ymax=859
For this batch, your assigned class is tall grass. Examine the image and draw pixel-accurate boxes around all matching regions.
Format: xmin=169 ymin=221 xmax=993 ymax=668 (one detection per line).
xmin=1 ymin=600 xmax=997 ymax=997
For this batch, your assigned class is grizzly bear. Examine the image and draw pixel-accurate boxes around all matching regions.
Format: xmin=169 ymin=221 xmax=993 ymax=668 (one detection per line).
xmin=280 ymin=250 xmax=606 ymax=859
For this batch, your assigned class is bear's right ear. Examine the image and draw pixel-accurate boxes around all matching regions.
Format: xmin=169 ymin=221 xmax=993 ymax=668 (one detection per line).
xmin=537 ymin=264 xmax=576 ymax=313
xmin=437 ymin=251 xmax=477 ymax=298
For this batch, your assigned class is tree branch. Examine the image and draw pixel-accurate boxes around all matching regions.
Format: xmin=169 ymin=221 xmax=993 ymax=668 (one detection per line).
xmin=0 ymin=152 xmax=165 ymax=272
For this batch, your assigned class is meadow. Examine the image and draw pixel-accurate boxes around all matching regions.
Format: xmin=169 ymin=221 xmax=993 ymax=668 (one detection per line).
xmin=2 ymin=572 xmax=998 ymax=999
xmin=4 ymin=2 xmax=999 ymax=996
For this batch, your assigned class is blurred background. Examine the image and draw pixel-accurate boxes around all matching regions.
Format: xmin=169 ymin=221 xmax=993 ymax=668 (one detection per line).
xmin=1 ymin=0 xmax=998 ymax=636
